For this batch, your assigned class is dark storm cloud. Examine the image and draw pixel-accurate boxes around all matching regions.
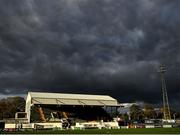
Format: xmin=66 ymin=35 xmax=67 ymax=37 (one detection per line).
xmin=0 ymin=0 xmax=180 ymax=107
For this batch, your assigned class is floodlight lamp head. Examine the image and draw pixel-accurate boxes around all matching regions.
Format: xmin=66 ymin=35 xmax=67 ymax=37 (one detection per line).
xmin=159 ymin=64 xmax=166 ymax=73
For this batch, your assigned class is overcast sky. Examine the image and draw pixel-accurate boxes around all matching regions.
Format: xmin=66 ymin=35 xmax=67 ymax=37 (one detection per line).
xmin=0 ymin=0 xmax=180 ymax=108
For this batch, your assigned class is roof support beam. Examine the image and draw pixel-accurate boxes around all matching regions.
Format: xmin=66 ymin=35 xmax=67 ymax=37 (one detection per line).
xmin=56 ymin=99 xmax=66 ymax=105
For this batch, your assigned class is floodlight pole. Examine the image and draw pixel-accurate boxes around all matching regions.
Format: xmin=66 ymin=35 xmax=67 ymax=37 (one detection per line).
xmin=158 ymin=64 xmax=171 ymax=120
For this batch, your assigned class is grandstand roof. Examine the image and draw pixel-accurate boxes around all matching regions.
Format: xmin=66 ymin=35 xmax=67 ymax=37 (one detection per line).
xmin=28 ymin=92 xmax=118 ymax=106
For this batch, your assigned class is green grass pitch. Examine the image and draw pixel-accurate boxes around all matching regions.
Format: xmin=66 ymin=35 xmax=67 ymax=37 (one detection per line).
xmin=2 ymin=128 xmax=180 ymax=134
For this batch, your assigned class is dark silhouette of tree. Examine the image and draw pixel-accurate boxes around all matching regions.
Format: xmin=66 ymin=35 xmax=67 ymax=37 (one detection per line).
xmin=0 ymin=97 xmax=25 ymax=119
xmin=144 ymin=103 xmax=156 ymax=119
xmin=130 ymin=104 xmax=144 ymax=122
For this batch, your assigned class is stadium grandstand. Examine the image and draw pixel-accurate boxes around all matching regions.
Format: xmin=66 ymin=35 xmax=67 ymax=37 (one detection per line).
xmin=24 ymin=92 xmax=120 ymax=129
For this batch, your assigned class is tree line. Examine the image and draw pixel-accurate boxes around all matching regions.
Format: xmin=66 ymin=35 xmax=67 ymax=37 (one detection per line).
xmin=0 ymin=97 xmax=25 ymax=119
xmin=121 ymin=104 xmax=180 ymax=122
